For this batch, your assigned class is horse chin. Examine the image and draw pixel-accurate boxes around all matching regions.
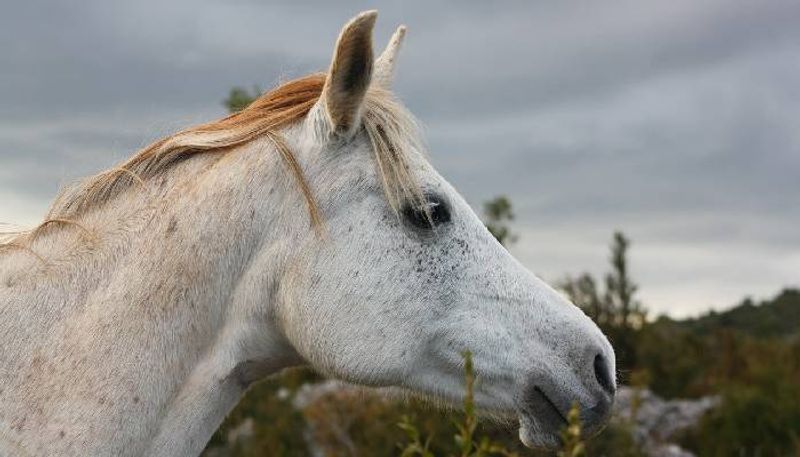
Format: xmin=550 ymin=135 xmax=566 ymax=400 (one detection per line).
xmin=517 ymin=416 xmax=561 ymax=449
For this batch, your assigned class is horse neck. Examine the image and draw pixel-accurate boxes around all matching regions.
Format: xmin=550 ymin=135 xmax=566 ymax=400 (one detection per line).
xmin=0 ymin=137 xmax=308 ymax=457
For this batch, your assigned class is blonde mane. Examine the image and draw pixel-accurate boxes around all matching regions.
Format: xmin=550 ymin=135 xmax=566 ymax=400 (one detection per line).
xmin=1 ymin=73 xmax=425 ymax=252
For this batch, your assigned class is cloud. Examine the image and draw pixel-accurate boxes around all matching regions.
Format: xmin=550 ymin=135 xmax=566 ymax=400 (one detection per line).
xmin=1 ymin=0 xmax=798 ymax=316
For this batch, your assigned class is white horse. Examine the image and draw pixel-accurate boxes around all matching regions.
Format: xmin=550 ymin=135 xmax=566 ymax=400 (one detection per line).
xmin=0 ymin=11 xmax=615 ymax=456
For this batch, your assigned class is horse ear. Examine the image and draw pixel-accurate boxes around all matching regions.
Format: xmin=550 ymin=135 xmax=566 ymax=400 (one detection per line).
xmin=322 ymin=11 xmax=377 ymax=136
xmin=373 ymin=25 xmax=406 ymax=89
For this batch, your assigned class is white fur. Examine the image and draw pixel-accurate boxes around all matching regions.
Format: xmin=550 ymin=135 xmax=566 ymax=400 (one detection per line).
xmin=0 ymin=12 xmax=615 ymax=456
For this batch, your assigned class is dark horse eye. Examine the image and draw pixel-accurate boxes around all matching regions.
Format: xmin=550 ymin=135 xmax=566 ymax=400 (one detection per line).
xmin=402 ymin=195 xmax=451 ymax=230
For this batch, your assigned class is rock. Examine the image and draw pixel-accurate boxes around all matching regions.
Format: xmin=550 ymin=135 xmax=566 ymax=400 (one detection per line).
xmin=292 ymin=379 xmax=356 ymax=410
xmin=648 ymin=443 xmax=696 ymax=457
xmin=613 ymin=386 xmax=719 ymax=457
xmin=226 ymin=417 xmax=254 ymax=445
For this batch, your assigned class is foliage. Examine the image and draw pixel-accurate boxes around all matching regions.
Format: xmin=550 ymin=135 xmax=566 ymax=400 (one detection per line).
xmin=483 ymin=196 xmax=517 ymax=246
xmin=560 ymin=274 xmax=603 ymax=325
xmin=557 ymin=404 xmax=585 ymax=457
xmin=558 ymin=231 xmax=800 ymax=455
xmin=678 ymin=288 xmax=800 ymax=339
xmin=582 ymin=423 xmax=644 ymax=457
xmin=603 ymin=232 xmax=645 ymax=330
xmin=302 ymin=386 xmax=412 ymax=457
xmin=635 ymin=289 xmax=800 ymax=398
xmin=555 ymin=394 xmax=644 ymax=457
xmin=631 ymin=301 xmax=800 ymax=455
xmin=399 ymin=351 xmax=521 ymax=457
xmin=676 ymin=337 xmax=800 ymax=455
xmin=629 ymin=319 xmax=703 ymax=398
xmin=204 ymin=368 xmax=315 ymax=456
xmin=224 ymin=86 xmax=261 ymax=113
xmin=206 ymin=353 xmax=645 ymax=456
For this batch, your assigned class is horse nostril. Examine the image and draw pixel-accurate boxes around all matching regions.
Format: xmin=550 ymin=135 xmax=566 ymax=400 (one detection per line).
xmin=593 ymin=354 xmax=615 ymax=395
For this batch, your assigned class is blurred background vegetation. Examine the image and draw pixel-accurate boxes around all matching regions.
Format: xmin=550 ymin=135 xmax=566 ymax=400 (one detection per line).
xmin=202 ymin=90 xmax=800 ymax=457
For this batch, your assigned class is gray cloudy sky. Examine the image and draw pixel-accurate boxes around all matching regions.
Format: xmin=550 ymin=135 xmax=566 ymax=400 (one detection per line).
xmin=1 ymin=1 xmax=798 ymax=317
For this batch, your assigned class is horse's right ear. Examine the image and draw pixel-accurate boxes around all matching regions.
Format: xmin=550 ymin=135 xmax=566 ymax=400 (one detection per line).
xmin=321 ymin=11 xmax=376 ymax=137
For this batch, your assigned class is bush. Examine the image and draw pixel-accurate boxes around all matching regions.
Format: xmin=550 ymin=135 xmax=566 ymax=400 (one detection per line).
xmin=678 ymin=339 xmax=800 ymax=456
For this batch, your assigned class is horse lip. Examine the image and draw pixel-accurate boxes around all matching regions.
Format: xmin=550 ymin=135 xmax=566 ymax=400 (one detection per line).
xmin=516 ymin=384 xmax=569 ymax=449
xmin=532 ymin=386 xmax=568 ymax=425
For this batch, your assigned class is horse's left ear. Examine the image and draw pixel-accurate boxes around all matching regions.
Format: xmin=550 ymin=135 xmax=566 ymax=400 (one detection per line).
xmin=373 ymin=25 xmax=406 ymax=89
xmin=322 ymin=10 xmax=377 ymax=137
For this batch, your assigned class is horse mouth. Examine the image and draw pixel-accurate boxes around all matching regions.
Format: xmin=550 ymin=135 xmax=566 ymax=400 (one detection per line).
xmin=517 ymin=386 xmax=568 ymax=449
xmin=534 ymin=386 xmax=568 ymax=424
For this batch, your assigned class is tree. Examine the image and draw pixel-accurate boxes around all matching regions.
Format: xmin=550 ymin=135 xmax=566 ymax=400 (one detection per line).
xmin=483 ymin=196 xmax=517 ymax=246
xmin=558 ymin=231 xmax=646 ymax=372
xmin=604 ymin=231 xmax=645 ymax=329
xmin=224 ymin=86 xmax=261 ymax=113
xmin=561 ymin=273 xmax=605 ymax=325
